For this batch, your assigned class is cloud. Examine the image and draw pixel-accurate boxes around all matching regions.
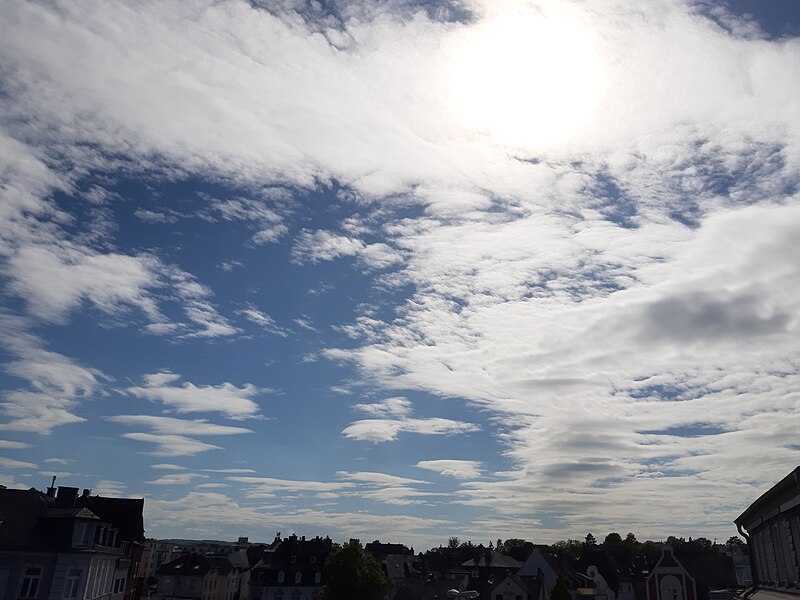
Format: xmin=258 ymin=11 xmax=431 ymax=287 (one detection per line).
xmin=146 ymin=473 xmax=209 ymax=486
xmin=0 ymin=456 xmax=38 ymax=469
xmin=125 ymin=373 xmax=263 ymax=419
xmin=352 ymin=397 xmax=413 ymax=418
xmin=204 ymin=195 xmax=289 ymax=245
xmin=336 ymin=471 xmax=429 ymax=486
xmin=344 ymin=397 xmax=479 ymax=442
xmin=107 ymin=415 xmax=254 ymax=436
xmin=237 ymin=305 xmax=291 ymax=337
xmin=44 ymin=457 xmax=73 ymax=465
xmin=0 ymin=440 xmax=32 ymax=449
xmin=151 ymin=463 xmax=187 ymax=470
xmin=1 ymin=0 xmax=799 ymax=544
xmin=292 ymin=230 xmax=365 ymax=264
xmin=122 ymin=433 xmax=223 ymax=456
xmin=228 ymin=476 xmax=354 ymax=498
xmin=416 ymin=460 xmax=481 ymax=479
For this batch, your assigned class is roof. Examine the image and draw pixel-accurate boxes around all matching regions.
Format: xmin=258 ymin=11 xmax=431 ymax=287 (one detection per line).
xmin=76 ymin=495 xmax=145 ymax=542
xmin=157 ymin=553 xmax=212 ymax=576
xmin=0 ymin=488 xmax=53 ymax=550
xmin=462 ymin=550 xmax=522 ymax=569
xmin=735 ymin=466 xmax=800 ymax=530
xmin=206 ymin=556 xmax=233 ymax=575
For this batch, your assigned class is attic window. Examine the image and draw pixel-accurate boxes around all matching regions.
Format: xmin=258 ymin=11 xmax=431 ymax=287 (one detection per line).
xmin=291 ymin=555 xmax=297 ymax=564
xmin=310 ymin=556 xmax=316 ymax=564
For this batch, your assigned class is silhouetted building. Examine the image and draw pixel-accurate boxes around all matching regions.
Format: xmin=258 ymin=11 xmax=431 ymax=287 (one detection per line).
xmin=734 ymin=466 xmax=800 ymax=597
xmin=248 ymin=534 xmax=332 ymax=600
xmin=0 ymin=484 xmax=145 ymax=600
xmin=646 ymin=546 xmax=697 ymax=600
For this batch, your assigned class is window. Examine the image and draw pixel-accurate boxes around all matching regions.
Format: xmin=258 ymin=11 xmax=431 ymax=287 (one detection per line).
xmin=291 ymin=555 xmax=297 ymax=564
xmin=310 ymin=556 xmax=316 ymax=564
xmin=64 ymin=568 xmax=82 ymax=599
xmin=19 ymin=566 xmax=42 ymax=599
xmin=113 ymin=578 xmax=125 ymax=594
xmin=294 ymin=571 xmax=302 ymax=584
xmin=315 ymin=571 xmax=321 ymax=584
xmin=278 ymin=570 xmax=285 ymax=584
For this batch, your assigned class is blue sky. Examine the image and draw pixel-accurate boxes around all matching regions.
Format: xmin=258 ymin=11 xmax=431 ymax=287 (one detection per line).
xmin=1 ymin=0 xmax=799 ymax=549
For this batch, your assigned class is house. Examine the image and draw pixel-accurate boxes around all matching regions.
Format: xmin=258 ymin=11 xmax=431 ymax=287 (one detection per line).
xmin=578 ymin=550 xmax=636 ymax=600
xmin=645 ymin=546 xmax=697 ymax=600
xmin=247 ymin=534 xmax=333 ymax=600
xmin=476 ymin=572 xmax=544 ymax=600
xmin=0 ymin=484 xmax=145 ymax=600
xmin=734 ymin=466 xmax=800 ymax=597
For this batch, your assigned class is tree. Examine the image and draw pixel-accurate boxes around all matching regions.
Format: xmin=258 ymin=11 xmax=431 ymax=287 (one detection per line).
xmin=584 ymin=533 xmax=598 ymax=547
xmin=725 ymin=536 xmax=746 ymax=554
xmin=551 ymin=574 xmax=571 ymax=600
xmin=448 ymin=537 xmax=461 ymax=549
xmin=551 ymin=539 xmax=583 ymax=560
xmin=503 ymin=538 xmax=535 ymax=561
xmin=322 ymin=539 xmax=391 ymax=600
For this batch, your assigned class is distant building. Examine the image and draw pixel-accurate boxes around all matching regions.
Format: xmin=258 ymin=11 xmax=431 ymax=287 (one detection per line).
xmin=0 ymin=484 xmax=145 ymax=600
xmin=248 ymin=534 xmax=333 ymax=600
xmin=734 ymin=466 xmax=800 ymax=596
xmin=645 ymin=546 xmax=697 ymax=600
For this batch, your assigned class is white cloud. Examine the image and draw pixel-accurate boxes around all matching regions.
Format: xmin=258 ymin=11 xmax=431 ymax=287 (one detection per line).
xmin=107 ymin=415 xmax=254 ymax=435
xmin=0 ymin=0 xmax=799 ymax=543
xmin=0 ymin=456 xmax=38 ymax=469
xmin=151 ymin=463 xmax=187 ymax=470
xmin=416 ymin=460 xmax=481 ymax=479
xmin=353 ymin=397 xmax=413 ymax=418
xmin=337 ymin=471 xmax=429 ymax=486
xmin=123 ymin=433 xmax=223 ymax=456
xmin=125 ymin=373 xmax=263 ymax=420
xmin=237 ymin=305 xmax=291 ymax=337
xmin=344 ymin=397 xmax=479 ymax=442
xmin=0 ymin=440 xmax=32 ymax=449
xmin=205 ymin=196 xmax=289 ymax=245
xmin=146 ymin=473 xmax=208 ymax=486
xmin=292 ymin=230 xmax=365 ymax=264
xmin=44 ymin=457 xmax=73 ymax=465
xmin=228 ymin=476 xmax=353 ymax=497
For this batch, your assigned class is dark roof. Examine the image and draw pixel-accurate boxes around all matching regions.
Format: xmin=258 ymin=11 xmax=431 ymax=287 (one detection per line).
xmin=462 ymin=550 xmax=522 ymax=569
xmin=0 ymin=488 xmax=53 ymax=550
xmin=735 ymin=466 xmax=800 ymax=530
xmin=157 ymin=553 xmax=212 ymax=576
xmin=207 ymin=556 xmax=234 ymax=575
xmin=76 ymin=495 xmax=145 ymax=542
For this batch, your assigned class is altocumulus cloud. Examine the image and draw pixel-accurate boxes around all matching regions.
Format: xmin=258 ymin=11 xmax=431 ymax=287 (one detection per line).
xmin=0 ymin=0 xmax=799 ymax=546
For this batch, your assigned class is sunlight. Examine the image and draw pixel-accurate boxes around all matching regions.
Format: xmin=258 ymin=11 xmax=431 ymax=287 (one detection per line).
xmin=449 ymin=2 xmax=604 ymax=150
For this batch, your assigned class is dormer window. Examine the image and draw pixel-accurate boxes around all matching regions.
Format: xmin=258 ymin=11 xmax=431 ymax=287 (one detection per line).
xmin=295 ymin=571 xmax=302 ymax=584
xmin=310 ymin=556 xmax=316 ymax=564
xmin=278 ymin=570 xmax=285 ymax=584
xmin=291 ymin=555 xmax=297 ymax=564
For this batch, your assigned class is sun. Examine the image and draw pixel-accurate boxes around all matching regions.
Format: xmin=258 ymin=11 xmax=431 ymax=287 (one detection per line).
xmin=448 ymin=2 xmax=604 ymax=150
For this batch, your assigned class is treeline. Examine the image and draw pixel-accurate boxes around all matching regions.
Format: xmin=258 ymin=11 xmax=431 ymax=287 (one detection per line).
xmin=423 ymin=532 xmax=746 ymax=568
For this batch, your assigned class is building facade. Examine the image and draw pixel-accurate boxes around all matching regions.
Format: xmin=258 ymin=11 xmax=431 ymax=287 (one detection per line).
xmin=735 ymin=466 xmax=800 ymax=594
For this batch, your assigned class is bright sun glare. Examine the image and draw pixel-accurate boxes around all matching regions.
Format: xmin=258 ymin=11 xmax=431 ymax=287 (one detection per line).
xmin=449 ymin=3 xmax=604 ymax=149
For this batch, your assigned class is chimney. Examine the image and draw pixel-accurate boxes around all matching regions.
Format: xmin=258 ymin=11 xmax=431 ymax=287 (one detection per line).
xmin=81 ymin=488 xmax=92 ymax=498
xmin=46 ymin=475 xmax=57 ymax=498
xmin=55 ymin=486 xmax=79 ymax=508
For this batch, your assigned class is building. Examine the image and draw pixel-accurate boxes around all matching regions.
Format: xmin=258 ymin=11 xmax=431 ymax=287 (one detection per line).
xmin=734 ymin=466 xmax=800 ymax=596
xmin=248 ymin=534 xmax=333 ymax=600
xmin=645 ymin=546 xmax=697 ymax=600
xmin=0 ymin=484 xmax=145 ymax=600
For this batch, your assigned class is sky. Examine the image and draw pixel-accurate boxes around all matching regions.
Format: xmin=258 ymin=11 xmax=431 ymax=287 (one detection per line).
xmin=0 ymin=0 xmax=799 ymax=550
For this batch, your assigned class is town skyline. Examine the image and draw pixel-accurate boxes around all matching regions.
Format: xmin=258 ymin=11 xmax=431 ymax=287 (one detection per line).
xmin=1 ymin=0 xmax=800 ymax=551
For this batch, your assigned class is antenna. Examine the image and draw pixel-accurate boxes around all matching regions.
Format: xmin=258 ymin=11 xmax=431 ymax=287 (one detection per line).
xmin=51 ymin=475 xmax=57 ymax=488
